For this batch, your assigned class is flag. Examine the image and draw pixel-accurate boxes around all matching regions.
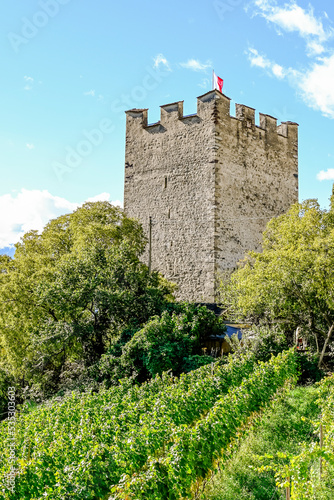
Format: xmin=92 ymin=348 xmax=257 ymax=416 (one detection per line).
xmin=213 ymin=71 xmax=223 ymax=92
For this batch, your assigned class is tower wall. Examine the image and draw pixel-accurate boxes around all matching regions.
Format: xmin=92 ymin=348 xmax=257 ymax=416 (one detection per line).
xmin=124 ymin=90 xmax=298 ymax=302
xmin=124 ymin=93 xmax=221 ymax=301
xmin=214 ymin=97 xmax=298 ymax=295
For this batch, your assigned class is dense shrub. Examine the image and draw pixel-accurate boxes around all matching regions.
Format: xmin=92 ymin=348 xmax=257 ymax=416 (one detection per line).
xmin=296 ymin=350 xmax=324 ymax=385
xmin=0 ymin=202 xmax=175 ymax=402
xmin=98 ymin=303 xmax=226 ymax=384
xmin=227 ymin=324 xmax=324 ymax=384
xmin=227 ymin=324 xmax=289 ymax=362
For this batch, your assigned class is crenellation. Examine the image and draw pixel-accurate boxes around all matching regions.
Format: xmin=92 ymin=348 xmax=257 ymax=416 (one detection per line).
xmin=125 ymin=97 xmax=294 ymax=141
xmin=285 ymin=121 xmax=299 ymax=140
xmin=277 ymin=122 xmax=288 ymax=137
xmin=235 ymin=104 xmax=256 ymax=126
xmin=259 ymin=113 xmax=277 ymax=133
xmin=124 ymin=90 xmax=298 ymax=301
xmin=160 ymin=101 xmax=184 ymax=124
xmin=125 ymin=108 xmax=148 ymax=127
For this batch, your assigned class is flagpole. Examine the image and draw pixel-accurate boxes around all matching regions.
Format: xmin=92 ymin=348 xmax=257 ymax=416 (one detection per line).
xmin=212 ymin=69 xmax=214 ymax=90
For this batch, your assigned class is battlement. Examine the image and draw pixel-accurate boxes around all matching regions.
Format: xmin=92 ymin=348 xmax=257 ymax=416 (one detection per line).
xmin=124 ymin=89 xmax=298 ymax=302
xmin=125 ymin=90 xmax=298 ymax=138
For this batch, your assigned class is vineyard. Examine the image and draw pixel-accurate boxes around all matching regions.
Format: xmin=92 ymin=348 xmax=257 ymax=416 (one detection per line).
xmin=265 ymin=373 xmax=334 ymax=499
xmin=0 ymin=350 xmax=298 ymax=500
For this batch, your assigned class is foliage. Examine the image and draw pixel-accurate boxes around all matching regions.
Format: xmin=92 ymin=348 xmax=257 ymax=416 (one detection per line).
xmin=0 ymin=350 xmax=259 ymax=499
xmin=0 ymin=202 xmax=174 ymax=399
xmin=181 ymin=354 xmax=216 ymax=373
xmin=227 ymin=324 xmax=322 ymax=384
xmin=115 ymin=349 xmax=298 ymax=500
xmin=221 ymin=199 xmax=334 ymax=366
xmin=201 ymin=384 xmax=320 ymax=500
xmin=261 ymin=374 xmax=334 ymax=499
xmin=99 ymin=304 xmax=226 ymax=383
xmin=296 ymin=350 xmax=324 ymax=385
xmin=227 ymin=324 xmax=289 ymax=363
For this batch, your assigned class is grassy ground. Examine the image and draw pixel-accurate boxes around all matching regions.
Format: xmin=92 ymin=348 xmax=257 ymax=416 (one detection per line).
xmin=200 ymin=384 xmax=320 ymax=500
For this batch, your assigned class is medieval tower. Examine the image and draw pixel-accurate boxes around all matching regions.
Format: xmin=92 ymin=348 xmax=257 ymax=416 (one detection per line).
xmin=124 ymin=90 xmax=298 ymax=302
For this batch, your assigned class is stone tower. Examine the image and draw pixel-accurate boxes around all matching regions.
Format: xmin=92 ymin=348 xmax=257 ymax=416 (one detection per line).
xmin=124 ymin=90 xmax=298 ymax=302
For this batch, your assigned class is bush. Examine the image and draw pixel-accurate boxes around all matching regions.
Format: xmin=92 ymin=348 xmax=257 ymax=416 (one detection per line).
xmin=296 ymin=350 xmax=324 ymax=385
xmin=227 ymin=324 xmax=325 ymax=385
xmin=227 ymin=324 xmax=289 ymax=362
xmin=181 ymin=354 xmax=215 ymax=372
xmin=98 ymin=303 xmax=226 ymax=384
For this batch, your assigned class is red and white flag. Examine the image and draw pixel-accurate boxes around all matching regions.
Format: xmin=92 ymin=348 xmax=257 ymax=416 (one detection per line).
xmin=213 ymin=71 xmax=223 ymax=92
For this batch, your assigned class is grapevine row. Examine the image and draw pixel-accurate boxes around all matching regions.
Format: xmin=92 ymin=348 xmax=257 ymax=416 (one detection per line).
xmin=113 ymin=349 xmax=298 ymax=500
xmin=273 ymin=374 xmax=334 ymax=499
xmin=0 ymin=354 xmax=257 ymax=499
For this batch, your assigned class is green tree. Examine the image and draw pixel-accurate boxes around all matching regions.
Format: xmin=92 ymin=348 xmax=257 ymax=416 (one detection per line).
xmin=222 ymin=198 xmax=334 ymax=367
xmin=0 ymin=202 xmax=174 ymax=397
xmin=99 ymin=304 xmax=225 ymax=383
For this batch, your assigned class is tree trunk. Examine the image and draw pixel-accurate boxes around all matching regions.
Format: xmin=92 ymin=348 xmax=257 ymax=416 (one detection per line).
xmin=318 ymin=323 xmax=334 ymax=368
xmin=308 ymin=317 xmax=319 ymax=354
xmin=314 ymin=333 xmax=319 ymax=355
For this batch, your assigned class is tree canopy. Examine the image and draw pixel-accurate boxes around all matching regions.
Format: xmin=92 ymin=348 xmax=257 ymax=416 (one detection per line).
xmin=222 ymin=196 xmax=334 ymax=367
xmin=0 ymin=202 xmax=174 ymax=396
xmin=99 ymin=304 xmax=226 ymax=384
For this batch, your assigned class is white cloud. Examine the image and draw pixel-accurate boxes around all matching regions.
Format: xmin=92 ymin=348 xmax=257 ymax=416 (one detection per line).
xmin=252 ymin=0 xmax=333 ymax=56
xmin=317 ymin=169 xmax=334 ymax=181
xmin=247 ymin=2 xmax=334 ymax=124
xmin=86 ymin=192 xmax=111 ymax=203
xmin=307 ymin=40 xmax=326 ymax=56
xmin=0 ymin=189 xmax=122 ymax=249
xmin=247 ymin=48 xmax=285 ymax=78
xmin=249 ymin=47 xmax=334 ymax=119
xmin=297 ymin=54 xmax=334 ymax=118
xmin=153 ymin=54 xmax=171 ymax=71
xmin=86 ymin=192 xmax=122 ymax=207
xmin=263 ymin=3 xmax=325 ymax=38
xmin=26 ymin=143 xmax=35 ymax=150
xmin=24 ymin=76 xmax=34 ymax=82
xmin=180 ymin=59 xmax=211 ymax=72
xmin=246 ymin=2 xmax=334 ymax=121
xmin=0 ymin=189 xmax=76 ymax=248
xmin=248 ymin=48 xmax=271 ymax=69
xmin=83 ymin=90 xmax=95 ymax=97
xmin=272 ymin=63 xmax=285 ymax=79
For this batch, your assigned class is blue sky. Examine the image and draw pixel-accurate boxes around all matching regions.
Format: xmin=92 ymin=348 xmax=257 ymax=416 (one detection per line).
xmin=1 ymin=0 xmax=334 ymax=252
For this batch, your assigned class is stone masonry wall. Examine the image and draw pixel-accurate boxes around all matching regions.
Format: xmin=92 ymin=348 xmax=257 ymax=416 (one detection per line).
xmin=124 ymin=95 xmax=218 ymax=301
xmin=124 ymin=90 xmax=298 ymax=302
xmin=213 ymin=94 xmax=298 ymax=297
